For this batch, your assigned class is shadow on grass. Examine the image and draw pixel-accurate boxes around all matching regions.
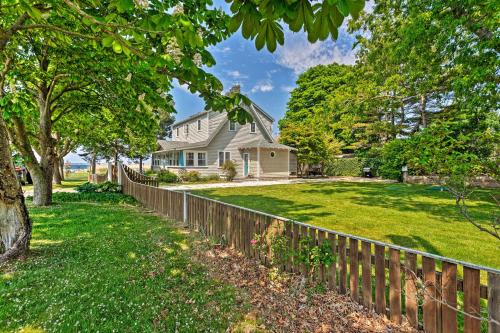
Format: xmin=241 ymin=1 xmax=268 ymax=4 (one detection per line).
xmin=300 ymin=182 xmax=497 ymax=225
xmin=386 ymin=234 xmax=443 ymax=256
xmin=194 ymin=192 xmax=331 ymax=223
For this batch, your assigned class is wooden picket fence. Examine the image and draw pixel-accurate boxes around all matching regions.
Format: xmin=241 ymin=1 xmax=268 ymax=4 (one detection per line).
xmin=122 ymin=164 xmax=159 ymax=187
xmin=120 ymin=164 xmax=500 ymax=333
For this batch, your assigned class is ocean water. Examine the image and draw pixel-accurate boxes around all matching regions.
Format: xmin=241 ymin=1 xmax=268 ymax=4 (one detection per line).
xmin=66 ymin=163 xmax=89 ymax=171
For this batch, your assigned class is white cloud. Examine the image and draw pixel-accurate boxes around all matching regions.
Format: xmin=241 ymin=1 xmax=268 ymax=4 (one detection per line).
xmin=276 ymin=29 xmax=357 ymax=74
xmin=251 ymin=80 xmax=274 ymax=93
xmin=281 ymin=85 xmax=295 ymax=93
xmin=225 ymin=70 xmax=249 ymax=79
xmin=212 ymin=46 xmax=231 ymax=53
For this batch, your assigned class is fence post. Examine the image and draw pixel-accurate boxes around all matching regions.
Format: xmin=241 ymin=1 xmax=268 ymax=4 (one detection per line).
xmin=183 ymin=191 xmax=188 ymax=226
xmin=107 ymin=162 xmax=113 ymax=182
xmin=117 ymin=162 xmax=123 ymax=185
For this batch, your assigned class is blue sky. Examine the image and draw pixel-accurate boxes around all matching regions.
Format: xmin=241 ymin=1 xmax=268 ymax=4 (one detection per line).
xmin=67 ymin=2 xmax=359 ymax=163
xmin=172 ymin=0 xmax=358 ymax=135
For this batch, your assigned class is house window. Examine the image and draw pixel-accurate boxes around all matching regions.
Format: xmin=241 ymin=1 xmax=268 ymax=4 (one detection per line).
xmin=229 ymin=121 xmax=236 ymax=131
xmin=186 ymin=152 xmax=195 ymax=166
xmin=198 ymin=152 xmax=206 ymax=166
xmin=250 ymin=122 xmax=256 ymax=133
xmin=176 ymin=127 xmax=179 ymax=137
xmin=184 ymin=124 xmax=189 ymax=134
xmin=166 ymin=151 xmax=180 ymax=166
xmin=197 ymin=119 xmax=202 ymax=131
xmin=270 ymin=151 xmax=276 ymax=158
xmin=218 ymin=151 xmax=231 ymax=167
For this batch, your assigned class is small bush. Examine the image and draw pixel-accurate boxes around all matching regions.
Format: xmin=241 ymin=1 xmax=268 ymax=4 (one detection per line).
xmin=377 ymin=139 xmax=409 ymax=180
xmin=324 ymin=158 xmax=364 ymax=176
xmin=221 ymin=160 xmax=237 ymax=181
xmin=200 ymin=174 xmax=221 ymax=182
xmin=157 ymin=170 xmax=179 ymax=183
xmin=27 ymin=192 xmax=137 ymax=204
xmin=96 ymin=181 xmax=121 ymax=193
xmin=76 ymin=182 xmax=98 ymax=193
xmin=76 ymin=181 xmax=122 ymax=193
xmin=180 ymin=170 xmax=201 ymax=182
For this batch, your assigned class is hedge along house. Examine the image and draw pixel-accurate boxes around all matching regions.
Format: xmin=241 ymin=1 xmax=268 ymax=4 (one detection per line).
xmin=152 ymin=86 xmax=297 ymax=179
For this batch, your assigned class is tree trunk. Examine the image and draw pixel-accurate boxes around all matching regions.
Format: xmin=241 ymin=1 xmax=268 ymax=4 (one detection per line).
xmin=419 ymin=95 xmax=427 ymax=129
xmin=139 ymin=156 xmax=143 ymax=174
xmin=60 ymin=158 xmax=65 ymax=181
xmin=31 ymin=163 xmax=53 ymax=206
xmin=91 ymin=153 xmax=97 ymax=174
xmin=0 ymin=115 xmax=31 ymax=263
xmin=53 ymin=157 xmax=62 ymax=185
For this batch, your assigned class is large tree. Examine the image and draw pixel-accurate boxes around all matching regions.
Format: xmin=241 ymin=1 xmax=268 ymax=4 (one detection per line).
xmin=0 ymin=0 xmax=365 ymax=261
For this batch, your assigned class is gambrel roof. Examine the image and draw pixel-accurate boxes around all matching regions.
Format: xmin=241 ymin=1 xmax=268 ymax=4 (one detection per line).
xmin=157 ymin=98 xmax=276 ymax=152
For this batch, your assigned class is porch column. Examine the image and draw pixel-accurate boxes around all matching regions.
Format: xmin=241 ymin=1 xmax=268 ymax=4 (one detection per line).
xmin=257 ymin=146 xmax=260 ymax=179
xmin=287 ymin=149 xmax=290 ymax=176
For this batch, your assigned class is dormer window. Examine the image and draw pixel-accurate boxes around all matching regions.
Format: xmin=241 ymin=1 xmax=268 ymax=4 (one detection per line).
xmin=250 ymin=122 xmax=256 ymax=133
xmin=229 ymin=121 xmax=236 ymax=131
xmin=197 ymin=119 xmax=202 ymax=131
xmin=184 ymin=124 xmax=189 ymax=134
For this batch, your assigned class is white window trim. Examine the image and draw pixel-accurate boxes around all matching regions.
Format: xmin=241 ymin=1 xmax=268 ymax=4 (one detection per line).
xmin=229 ymin=121 xmax=236 ymax=132
xmin=197 ymin=119 xmax=202 ymax=131
xmin=184 ymin=124 xmax=189 ymax=134
xmin=185 ymin=150 xmax=208 ymax=168
xmin=218 ymin=151 xmax=231 ymax=168
xmin=250 ymin=122 xmax=256 ymax=133
xmin=176 ymin=127 xmax=179 ymax=137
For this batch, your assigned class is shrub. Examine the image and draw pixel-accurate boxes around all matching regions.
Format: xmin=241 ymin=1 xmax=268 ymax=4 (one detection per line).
xmin=76 ymin=182 xmax=98 ymax=193
xmin=157 ymin=170 xmax=179 ymax=183
xmin=200 ymin=174 xmax=221 ymax=182
xmin=221 ymin=160 xmax=237 ymax=181
xmin=96 ymin=181 xmax=121 ymax=193
xmin=180 ymin=170 xmax=201 ymax=182
xmin=324 ymin=158 xmax=364 ymax=176
xmin=27 ymin=192 xmax=137 ymax=204
xmin=76 ymin=181 xmax=122 ymax=193
xmin=377 ymin=139 xmax=409 ymax=180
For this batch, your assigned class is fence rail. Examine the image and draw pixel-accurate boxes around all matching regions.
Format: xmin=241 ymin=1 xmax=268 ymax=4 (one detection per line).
xmin=120 ymin=164 xmax=500 ymax=333
xmin=122 ymin=164 xmax=158 ymax=187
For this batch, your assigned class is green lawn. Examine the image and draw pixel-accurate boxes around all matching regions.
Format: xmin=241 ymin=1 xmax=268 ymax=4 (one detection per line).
xmin=0 ymin=196 xmax=243 ymax=332
xmin=194 ymin=182 xmax=500 ymax=269
xmin=21 ymin=172 xmax=88 ymax=193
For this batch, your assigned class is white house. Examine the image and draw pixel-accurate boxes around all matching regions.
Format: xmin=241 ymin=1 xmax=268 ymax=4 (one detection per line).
xmin=151 ymin=90 xmax=297 ymax=179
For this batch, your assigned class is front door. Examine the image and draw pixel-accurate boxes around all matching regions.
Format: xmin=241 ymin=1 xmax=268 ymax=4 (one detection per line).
xmin=243 ymin=153 xmax=249 ymax=177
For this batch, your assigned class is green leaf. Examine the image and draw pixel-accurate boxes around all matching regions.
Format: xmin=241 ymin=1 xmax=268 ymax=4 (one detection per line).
xmin=229 ymin=13 xmax=243 ymax=32
xmin=242 ymin=16 xmax=254 ymax=39
xmin=266 ymin=24 xmax=277 ymax=52
xmin=255 ymin=25 xmax=267 ymax=50
xmin=336 ymin=0 xmax=350 ymax=17
xmin=346 ymin=0 xmax=365 ymax=19
xmin=112 ymin=40 xmax=123 ymax=53
xmin=116 ymin=0 xmax=134 ymax=13
xmin=102 ymin=36 xmax=114 ymax=47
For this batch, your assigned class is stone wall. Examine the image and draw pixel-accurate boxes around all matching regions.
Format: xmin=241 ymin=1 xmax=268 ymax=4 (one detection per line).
xmin=404 ymin=175 xmax=499 ymax=188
